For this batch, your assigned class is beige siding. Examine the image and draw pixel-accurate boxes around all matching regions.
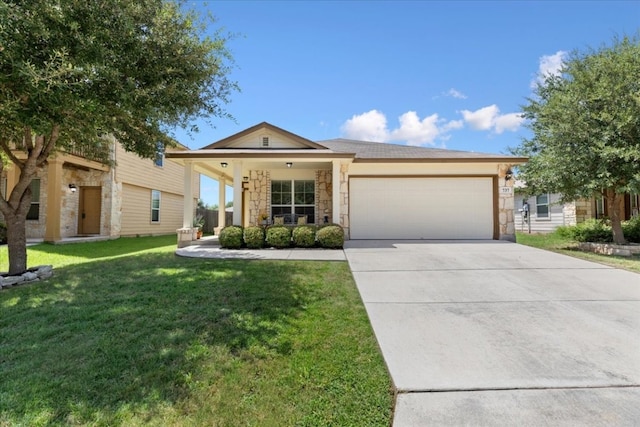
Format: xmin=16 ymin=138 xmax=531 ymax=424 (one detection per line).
xmin=115 ymin=143 xmax=200 ymax=199
xmin=120 ymin=184 xmax=185 ymax=236
xmin=514 ymin=194 xmax=568 ymax=233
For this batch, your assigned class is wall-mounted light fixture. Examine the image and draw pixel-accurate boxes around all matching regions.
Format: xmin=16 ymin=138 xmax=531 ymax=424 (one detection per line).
xmin=505 ymin=169 xmax=513 ymax=181
xmin=243 ymin=176 xmax=249 ymax=182
xmin=220 ymin=162 xmax=228 ymax=168
xmin=68 ymin=184 xmax=77 ymax=193
xmin=286 ymin=162 xmax=293 ymax=168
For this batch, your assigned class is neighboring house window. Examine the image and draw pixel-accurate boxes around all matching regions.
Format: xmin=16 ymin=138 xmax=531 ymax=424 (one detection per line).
xmin=631 ymin=192 xmax=639 ymax=217
xmin=536 ymin=194 xmax=550 ymax=219
xmin=154 ymin=142 xmax=164 ymax=167
xmin=271 ymin=180 xmax=315 ymax=223
xmin=595 ymin=196 xmax=605 ymax=219
xmin=26 ymin=179 xmax=41 ymax=220
xmin=151 ymin=190 xmax=160 ymax=222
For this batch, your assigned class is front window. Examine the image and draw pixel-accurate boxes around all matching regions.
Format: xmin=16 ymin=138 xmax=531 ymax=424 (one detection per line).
xmin=536 ymin=193 xmax=549 ymax=219
xmin=271 ymin=180 xmax=315 ymax=223
xmin=151 ymin=190 xmax=160 ymax=222
xmin=26 ymin=179 xmax=41 ymax=220
xmin=595 ymin=196 xmax=605 ymax=219
xmin=631 ymin=192 xmax=639 ymax=217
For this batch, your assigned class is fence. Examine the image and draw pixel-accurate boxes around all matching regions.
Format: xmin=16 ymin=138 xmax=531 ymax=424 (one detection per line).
xmin=196 ymin=208 xmax=233 ymax=234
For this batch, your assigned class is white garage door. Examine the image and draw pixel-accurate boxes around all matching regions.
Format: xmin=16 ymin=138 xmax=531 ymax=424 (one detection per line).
xmin=350 ymin=177 xmax=494 ymax=239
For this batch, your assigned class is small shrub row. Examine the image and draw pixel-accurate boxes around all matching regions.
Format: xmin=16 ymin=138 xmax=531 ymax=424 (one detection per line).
xmin=555 ymin=217 xmax=640 ymax=244
xmin=219 ymin=224 xmax=344 ymax=249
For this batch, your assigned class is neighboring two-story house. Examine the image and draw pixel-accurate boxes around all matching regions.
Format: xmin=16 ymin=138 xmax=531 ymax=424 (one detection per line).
xmin=1 ymin=137 xmax=199 ymax=242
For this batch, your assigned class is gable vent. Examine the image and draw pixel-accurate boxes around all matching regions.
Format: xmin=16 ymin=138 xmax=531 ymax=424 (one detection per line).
xmin=262 ymin=137 xmax=269 ymax=147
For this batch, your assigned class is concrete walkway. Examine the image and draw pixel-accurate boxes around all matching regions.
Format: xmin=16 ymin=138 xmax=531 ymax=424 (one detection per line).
xmin=344 ymin=240 xmax=640 ymax=426
xmin=175 ymin=238 xmax=345 ymax=261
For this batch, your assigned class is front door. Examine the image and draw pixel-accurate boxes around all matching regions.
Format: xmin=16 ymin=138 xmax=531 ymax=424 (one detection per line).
xmin=79 ymin=186 xmax=101 ymax=235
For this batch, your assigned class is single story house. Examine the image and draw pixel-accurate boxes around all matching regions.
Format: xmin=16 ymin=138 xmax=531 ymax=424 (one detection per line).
xmin=1 ymin=136 xmax=200 ymax=242
xmin=166 ymin=122 xmax=527 ymax=245
xmin=514 ymin=182 xmax=639 ymax=233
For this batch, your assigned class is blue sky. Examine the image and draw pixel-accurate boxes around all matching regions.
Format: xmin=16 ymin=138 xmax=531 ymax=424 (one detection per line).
xmin=176 ymin=1 xmax=639 ymax=207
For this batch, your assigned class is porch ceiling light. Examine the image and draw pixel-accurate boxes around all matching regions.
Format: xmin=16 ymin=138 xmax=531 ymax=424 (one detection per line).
xmin=68 ymin=184 xmax=77 ymax=193
xmin=286 ymin=162 xmax=293 ymax=168
xmin=220 ymin=162 xmax=228 ymax=168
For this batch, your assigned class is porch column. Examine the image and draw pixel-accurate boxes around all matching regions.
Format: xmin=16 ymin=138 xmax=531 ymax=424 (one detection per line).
xmin=332 ymin=160 xmax=341 ymax=225
xmin=232 ymin=161 xmax=243 ymax=225
xmin=44 ymin=158 xmax=63 ymax=242
xmin=217 ymin=177 xmax=226 ymax=234
xmin=182 ymin=161 xmax=194 ymax=228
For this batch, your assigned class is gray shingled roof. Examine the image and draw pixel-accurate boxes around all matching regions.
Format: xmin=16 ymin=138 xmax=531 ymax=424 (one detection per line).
xmin=317 ymin=138 xmax=517 ymax=160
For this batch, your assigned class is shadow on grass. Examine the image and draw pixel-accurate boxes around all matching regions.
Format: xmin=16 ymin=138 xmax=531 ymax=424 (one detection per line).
xmin=0 ymin=251 xmax=323 ymax=424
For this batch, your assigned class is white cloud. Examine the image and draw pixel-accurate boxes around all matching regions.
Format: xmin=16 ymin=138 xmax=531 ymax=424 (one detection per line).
xmin=389 ymin=111 xmax=440 ymax=146
xmin=342 ymin=110 xmax=459 ymax=146
xmin=445 ymin=88 xmax=467 ymax=99
xmin=460 ymin=104 xmax=524 ymax=134
xmin=494 ymin=112 xmax=525 ymax=134
xmin=341 ymin=110 xmax=389 ymax=142
xmin=531 ymin=50 xmax=567 ymax=88
xmin=461 ymin=105 xmax=499 ymax=131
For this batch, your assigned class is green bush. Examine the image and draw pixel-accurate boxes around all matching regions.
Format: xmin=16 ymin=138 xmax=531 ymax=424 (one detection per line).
xmin=243 ymin=226 xmax=265 ymax=249
xmin=622 ymin=216 xmax=640 ymax=243
xmin=266 ymin=226 xmax=292 ymax=248
xmin=571 ymin=219 xmax=613 ymax=243
xmin=316 ymin=225 xmax=344 ymax=248
xmin=0 ymin=222 xmax=6 ymax=244
xmin=219 ymin=225 xmax=243 ymax=249
xmin=292 ymin=225 xmax=316 ymax=248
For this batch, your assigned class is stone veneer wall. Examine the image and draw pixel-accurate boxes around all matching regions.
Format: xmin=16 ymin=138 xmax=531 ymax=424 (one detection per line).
xmin=61 ymin=165 xmax=112 ymax=237
xmin=315 ymin=170 xmax=332 ymax=224
xmin=497 ymin=164 xmax=515 ymax=241
xmin=247 ymin=170 xmax=270 ymax=226
xmin=574 ymin=199 xmax=593 ymax=223
xmin=562 ymin=202 xmax=578 ymax=227
xmin=339 ymin=163 xmax=349 ymax=236
xmin=25 ymin=169 xmax=47 ymax=239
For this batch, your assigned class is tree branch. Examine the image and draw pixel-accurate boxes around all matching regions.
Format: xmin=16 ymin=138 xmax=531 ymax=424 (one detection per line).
xmin=0 ymin=138 xmax=24 ymax=169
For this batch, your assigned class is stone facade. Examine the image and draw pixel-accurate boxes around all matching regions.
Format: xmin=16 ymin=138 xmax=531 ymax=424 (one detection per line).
xmin=247 ymin=170 xmax=270 ymax=225
xmin=339 ymin=163 xmax=350 ymax=236
xmin=315 ymin=170 xmax=332 ymax=224
xmin=497 ymin=163 xmax=516 ymax=241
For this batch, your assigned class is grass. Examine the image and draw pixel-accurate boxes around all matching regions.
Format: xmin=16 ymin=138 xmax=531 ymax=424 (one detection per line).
xmin=0 ymin=236 xmax=393 ymax=426
xmin=516 ymin=232 xmax=640 ymax=273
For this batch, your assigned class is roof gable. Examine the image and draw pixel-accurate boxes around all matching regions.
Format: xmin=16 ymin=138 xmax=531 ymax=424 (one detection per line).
xmin=201 ymin=122 xmax=329 ymax=150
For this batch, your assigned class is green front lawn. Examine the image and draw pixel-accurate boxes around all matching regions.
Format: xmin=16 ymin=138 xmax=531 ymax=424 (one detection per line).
xmin=0 ymin=236 xmax=393 ymax=426
xmin=516 ymin=232 xmax=640 ymax=273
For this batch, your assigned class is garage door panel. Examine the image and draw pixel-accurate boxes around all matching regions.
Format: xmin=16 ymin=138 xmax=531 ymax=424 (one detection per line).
xmin=350 ymin=178 xmax=494 ymax=239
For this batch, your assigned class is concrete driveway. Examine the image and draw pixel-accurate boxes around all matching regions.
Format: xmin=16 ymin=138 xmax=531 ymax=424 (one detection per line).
xmin=344 ymin=240 xmax=640 ymax=426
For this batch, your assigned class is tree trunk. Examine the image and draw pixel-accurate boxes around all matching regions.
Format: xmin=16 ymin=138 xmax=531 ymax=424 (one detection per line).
xmin=605 ymin=188 xmax=626 ymax=245
xmin=4 ymin=210 xmax=28 ymax=275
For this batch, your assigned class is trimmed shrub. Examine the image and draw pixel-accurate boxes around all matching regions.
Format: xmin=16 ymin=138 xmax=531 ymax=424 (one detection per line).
xmin=244 ymin=226 xmax=265 ymax=249
xmin=622 ymin=216 xmax=640 ymax=243
xmin=292 ymin=225 xmax=316 ymax=248
xmin=266 ymin=226 xmax=292 ymax=248
xmin=571 ymin=219 xmax=612 ymax=243
xmin=316 ymin=224 xmax=344 ymax=248
xmin=219 ymin=225 xmax=243 ymax=249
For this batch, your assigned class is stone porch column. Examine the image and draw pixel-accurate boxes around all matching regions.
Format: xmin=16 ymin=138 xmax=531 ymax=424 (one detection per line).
xmin=332 ymin=160 xmax=341 ymax=224
xmin=177 ymin=161 xmax=194 ymax=248
xmin=44 ymin=158 xmax=63 ymax=242
xmin=217 ymin=177 xmax=226 ymax=234
xmin=232 ymin=161 xmax=243 ymax=225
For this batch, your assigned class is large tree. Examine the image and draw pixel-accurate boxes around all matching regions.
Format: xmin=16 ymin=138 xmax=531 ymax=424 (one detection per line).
xmin=513 ymin=36 xmax=640 ymax=244
xmin=0 ymin=0 xmax=237 ymax=274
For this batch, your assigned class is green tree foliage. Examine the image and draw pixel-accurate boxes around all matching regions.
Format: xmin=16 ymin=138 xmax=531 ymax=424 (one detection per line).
xmin=513 ymin=36 xmax=640 ymax=244
xmin=0 ymin=0 xmax=237 ymax=273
